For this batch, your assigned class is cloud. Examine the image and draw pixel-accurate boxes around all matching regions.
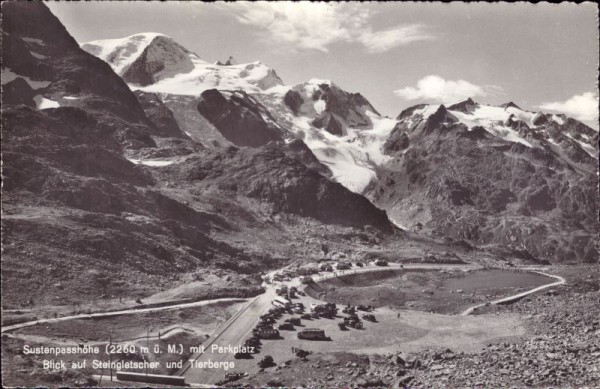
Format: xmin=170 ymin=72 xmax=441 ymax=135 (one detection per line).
xmin=539 ymin=92 xmax=599 ymax=123
xmin=394 ymin=75 xmax=504 ymax=103
xmin=357 ymin=25 xmax=435 ymax=53
xmin=224 ymin=3 xmax=434 ymax=53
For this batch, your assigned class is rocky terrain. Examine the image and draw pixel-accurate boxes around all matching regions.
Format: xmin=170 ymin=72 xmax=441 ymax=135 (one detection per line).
xmin=235 ymin=266 xmax=599 ymax=388
xmin=154 ymin=143 xmax=393 ymax=232
xmin=368 ymin=101 xmax=598 ymax=264
xmin=196 ymin=89 xmax=284 ymax=147
xmin=79 ymin=28 xmax=598 ymax=266
xmin=1 ymin=3 xmax=598 ymax=388
xmin=406 ymin=266 xmax=600 ymax=387
xmin=1 ymin=2 xmax=398 ymax=309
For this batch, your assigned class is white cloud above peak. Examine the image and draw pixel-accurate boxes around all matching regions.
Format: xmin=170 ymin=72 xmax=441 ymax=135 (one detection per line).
xmin=394 ymin=75 xmax=504 ymax=103
xmin=358 ymin=24 xmax=435 ymax=53
xmin=539 ymin=92 xmax=599 ymax=124
xmin=225 ymin=3 xmax=435 ymax=53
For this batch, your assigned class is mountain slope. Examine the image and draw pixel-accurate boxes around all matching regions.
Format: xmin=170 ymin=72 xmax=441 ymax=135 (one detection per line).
xmin=2 ymin=5 xmax=156 ymax=129
xmin=81 ymin=35 xmax=399 ymax=193
xmin=3 ymin=4 xmax=398 ymax=309
xmin=367 ymin=99 xmax=598 ymax=263
xmin=1 ymin=2 xmax=247 ymax=306
xmin=156 ymin=143 xmax=394 ymax=233
xmin=196 ymin=89 xmax=285 ymax=147
xmin=80 ymin=32 xmax=598 ymax=264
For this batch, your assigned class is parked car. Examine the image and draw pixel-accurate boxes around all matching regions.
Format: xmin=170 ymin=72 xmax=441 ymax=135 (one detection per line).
xmin=342 ymin=305 xmax=355 ymax=314
xmin=234 ymin=351 xmax=252 ymax=359
xmin=278 ymin=323 xmax=294 ymax=330
xmin=258 ymin=355 xmax=274 ymax=368
xmin=362 ymin=314 xmax=376 ymax=322
xmin=244 ymin=337 xmax=261 ymax=348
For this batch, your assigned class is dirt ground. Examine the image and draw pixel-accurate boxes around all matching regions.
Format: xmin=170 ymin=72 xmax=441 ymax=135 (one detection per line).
xmin=230 ymin=305 xmax=525 ymax=374
xmin=306 ymin=268 xmax=552 ymax=314
xmin=199 ymin=273 xmax=529 ymax=383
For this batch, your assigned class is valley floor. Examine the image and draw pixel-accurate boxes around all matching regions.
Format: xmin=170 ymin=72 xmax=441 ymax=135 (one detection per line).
xmin=3 ymin=263 xmax=596 ymax=387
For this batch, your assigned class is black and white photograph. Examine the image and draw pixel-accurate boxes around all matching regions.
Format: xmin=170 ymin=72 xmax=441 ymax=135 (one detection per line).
xmin=1 ymin=1 xmax=599 ymax=387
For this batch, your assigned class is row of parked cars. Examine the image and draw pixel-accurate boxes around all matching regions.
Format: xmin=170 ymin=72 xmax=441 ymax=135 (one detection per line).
xmin=337 ymin=304 xmax=377 ymax=330
xmin=317 ymin=259 xmax=389 ymax=273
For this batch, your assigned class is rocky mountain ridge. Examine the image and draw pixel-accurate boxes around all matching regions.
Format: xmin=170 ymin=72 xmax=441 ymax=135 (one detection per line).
xmin=80 ymin=31 xmax=598 ymax=264
xmin=369 ymin=99 xmax=598 ymax=263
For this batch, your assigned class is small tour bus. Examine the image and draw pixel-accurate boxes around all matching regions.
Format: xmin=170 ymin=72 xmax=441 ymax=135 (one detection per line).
xmin=272 ymin=296 xmax=292 ymax=309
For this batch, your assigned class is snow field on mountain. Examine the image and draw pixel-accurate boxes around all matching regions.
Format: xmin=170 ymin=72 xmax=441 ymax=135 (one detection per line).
xmin=21 ymin=37 xmax=46 ymax=46
xmin=29 ymin=51 xmax=47 ymax=60
xmin=408 ymin=104 xmax=542 ymax=148
xmin=405 ymin=105 xmax=442 ymax=127
xmin=256 ymin=88 xmax=395 ymax=193
xmin=552 ymin=114 xmax=565 ymax=125
xmin=564 ymin=133 xmax=596 ymax=158
xmin=1 ymin=68 xmax=51 ymax=89
xmin=126 ymin=157 xmax=176 ymax=167
xmin=33 ymin=95 xmax=59 ymax=109
xmin=80 ymin=32 xmax=598 ymax=195
xmin=130 ymin=59 xmax=282 ymax=95
xmin=83 ymin=33 xmax=167 ymax=75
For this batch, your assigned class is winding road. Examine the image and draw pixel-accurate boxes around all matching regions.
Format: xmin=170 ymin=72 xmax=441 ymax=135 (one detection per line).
xmin=459 ymin=270 xmax=566 ymax=315
xmin=178 ymin=263 xmax=565 ymax=385
xmin=1 ymin=262 xmax=566 ymax=386
xmin=1 ymin=297 xmax=244 ymax=334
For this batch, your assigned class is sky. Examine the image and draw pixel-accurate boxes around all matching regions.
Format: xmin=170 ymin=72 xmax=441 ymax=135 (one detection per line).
xmin=47 ymin=2 xmax=599 ymax=128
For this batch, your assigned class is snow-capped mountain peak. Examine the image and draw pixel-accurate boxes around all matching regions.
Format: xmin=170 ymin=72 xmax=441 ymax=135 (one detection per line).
xmin=447 ymin=97 xmax=478 ymax=113
xmin=82 ymin=33 xmax=283 ymax=93
xmin=499 ymin=101 xmax=522 ymax=110
xmin=81 ymin=31 xmax=597 ymax=202
xmin=224 ymin=56 xmax=238 ymax=66
xmin=395 ymin=99 xmax=597 ymax=158
xmin=81 ymin=32 xmax=170 ymax=75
